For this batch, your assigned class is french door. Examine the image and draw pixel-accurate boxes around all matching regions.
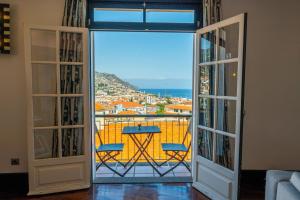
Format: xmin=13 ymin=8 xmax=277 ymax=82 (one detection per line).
xmin=25 ymin=25 xmax=90 ymax=195
xmin=192 ymin=14 xmax=246 ymax=200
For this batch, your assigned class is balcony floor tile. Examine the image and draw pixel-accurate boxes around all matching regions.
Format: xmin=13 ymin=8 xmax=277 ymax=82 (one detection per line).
xmin=95 ymin=163 xmax=191 ymax=178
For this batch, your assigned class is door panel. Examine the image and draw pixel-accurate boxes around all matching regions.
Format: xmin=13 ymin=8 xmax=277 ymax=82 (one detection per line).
xmin=192 ymin=13 xmax=246 ymax=200
xmin=197 ymin=165 xmax=232 ymax=198
xmin=25 ymin=25 xmax=90 ymax=195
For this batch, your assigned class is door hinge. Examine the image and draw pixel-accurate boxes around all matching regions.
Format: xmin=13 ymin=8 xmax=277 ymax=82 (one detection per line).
xmin=242 ymin=109 xmax=246 ymax=119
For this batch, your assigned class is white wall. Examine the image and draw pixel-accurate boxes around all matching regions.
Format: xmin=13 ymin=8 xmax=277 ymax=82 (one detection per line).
xmin=222 ymin=0 xmax=300 ymax=170
xmin=0 ymin=0 xmax=299 ymax=173
xmin=0 ymin=0 xmax=64 ymax=173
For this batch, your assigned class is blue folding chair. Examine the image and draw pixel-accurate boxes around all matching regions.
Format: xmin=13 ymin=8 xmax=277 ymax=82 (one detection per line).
xmin=159 ymin=120 xmax=192 ymax=176
xmin=95 ymin=124 xmax=125 ymax=177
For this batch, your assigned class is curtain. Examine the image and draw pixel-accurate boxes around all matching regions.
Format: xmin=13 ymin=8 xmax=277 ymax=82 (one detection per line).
xmin=217 ymin=30 xmax=233 ymax=169
xmin=202 ymin=0 xmax=232 ymax=169
xmin=203 ymin=0 xmax=222 ymax=27
xmin=199 ymin=0 xmax=233 ymax=169
xmin=62 ymin=0 xmax=87 ymax=27
xmin=60 ymin=0 xmax=87 ymax=157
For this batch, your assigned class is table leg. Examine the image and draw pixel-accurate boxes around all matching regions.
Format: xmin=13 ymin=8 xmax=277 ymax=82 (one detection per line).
xmin=123 ymin=135 xmax=151 ymax=168
xmin=122 ymin=134 xmax=154 ymax=176
xmin=131 ymin=133 xmax=161 ymax=167
xmin=130 ymin=134 xmax=163 ymax=177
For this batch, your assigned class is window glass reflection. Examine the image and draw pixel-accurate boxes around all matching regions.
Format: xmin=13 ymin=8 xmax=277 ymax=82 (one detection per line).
xmin=199 ymin=98 xmax=214 ymax=128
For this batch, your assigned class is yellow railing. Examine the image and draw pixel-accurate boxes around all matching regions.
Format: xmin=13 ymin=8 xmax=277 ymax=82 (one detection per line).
xmin=95 ymin=114 xmax=192 ymax=163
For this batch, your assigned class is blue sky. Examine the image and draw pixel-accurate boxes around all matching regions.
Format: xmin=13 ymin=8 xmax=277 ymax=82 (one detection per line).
xmin=94 ymin=31 xmax=194 ymax=89
xmin=93 ymin=9 xmax=196 ymax=89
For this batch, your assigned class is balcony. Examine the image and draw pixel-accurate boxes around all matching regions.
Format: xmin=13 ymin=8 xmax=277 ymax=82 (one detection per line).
xmin=94 ymin=114 xmax=192 ymax=182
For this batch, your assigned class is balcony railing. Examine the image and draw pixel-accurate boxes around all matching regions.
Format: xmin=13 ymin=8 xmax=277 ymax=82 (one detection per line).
xmin=95 ymin=114 xmax=192 ymax=178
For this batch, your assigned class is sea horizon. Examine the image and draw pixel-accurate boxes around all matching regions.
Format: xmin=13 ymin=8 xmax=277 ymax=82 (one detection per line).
xmin=139 ymin=88 xmax=192 ymax=99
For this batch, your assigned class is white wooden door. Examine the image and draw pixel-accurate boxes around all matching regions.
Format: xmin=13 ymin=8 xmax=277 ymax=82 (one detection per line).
xmin=25 ymin=25 xmax=90 ymax=195
xmin=192 ymin=14 xmax=246 ymax=200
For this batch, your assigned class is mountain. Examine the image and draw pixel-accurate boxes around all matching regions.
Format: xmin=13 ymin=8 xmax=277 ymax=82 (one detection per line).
xmin=94 ymin=72 xmax=137 ymax=95
xmin=125 ymin=78 xmax=192 ymax=89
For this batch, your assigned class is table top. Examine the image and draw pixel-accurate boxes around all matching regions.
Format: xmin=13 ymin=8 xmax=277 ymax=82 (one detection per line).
xmin=122 ymin=126 xmax=161 ymax=134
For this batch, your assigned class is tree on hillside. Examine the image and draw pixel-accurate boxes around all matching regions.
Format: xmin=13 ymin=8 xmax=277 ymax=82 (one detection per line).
xmin=166 ymin=97 xmax=172 ymax=104
xmin=156 ymin=103 xmax=165 ymax=114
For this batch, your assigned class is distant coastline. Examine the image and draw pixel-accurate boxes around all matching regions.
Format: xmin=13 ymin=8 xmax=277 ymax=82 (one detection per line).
xmin=139 ymin=88 xmax=192 ymax=99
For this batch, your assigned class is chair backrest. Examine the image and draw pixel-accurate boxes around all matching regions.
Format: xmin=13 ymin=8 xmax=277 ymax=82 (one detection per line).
xmin=182 ymin=118 xmax=192 ymax=145
xmin=95 ymin=123 xmax=103 ymax=145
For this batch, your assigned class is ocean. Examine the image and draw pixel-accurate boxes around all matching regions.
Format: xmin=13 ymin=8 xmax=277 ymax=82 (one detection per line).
xmin=139 ymin=89 xmax=192 ymax=99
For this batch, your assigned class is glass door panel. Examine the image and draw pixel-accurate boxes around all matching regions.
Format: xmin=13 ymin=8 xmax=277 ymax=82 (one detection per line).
xmin=215 ymin=134 xmax=235 ymax=170
xmin=216 ymin=99 xmax=236 ymax=134
xmin=200 ymin=30 xmax=216 ymax=63
xmin=199 ymin=98 xmax=214 ymax=128
xmin=33 ymin=97 xmax=57 ymax=127
xmin=60 ymin=32 xmax=83 ymax=62
xmin=217 ymin=63 xmax=238 ymax=97
xmin=62 ymin=128 xmax=84 ymax=157
xmin=61 ymin=97 xmax=84 ymax=126
xmin=219 ymin=23 xmax=239 ymax=60
xmin=199 ymin=65 xmax=215 ymax=95
xmin=31 ymin=29 xmax=56 ymax=61
xmin=32 ymin=64 xmax=57 ymax=94
xmin=34 ymin=129 xmax=59 ymax=159
xmin=197 ymin=129 xmax=213 ymax=161
xmin=60 ymin=65 xmax=83 ymax=94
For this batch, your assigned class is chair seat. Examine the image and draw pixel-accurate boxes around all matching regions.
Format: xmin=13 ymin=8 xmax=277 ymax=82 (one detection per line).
xmin=97 ymin=143 xmax=124 ymax=152
xmin=161 ymin=143 xmax=188 ymax=152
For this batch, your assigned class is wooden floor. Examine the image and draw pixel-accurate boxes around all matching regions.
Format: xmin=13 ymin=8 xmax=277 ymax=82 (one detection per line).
xmin=5 ymin=183 xmax=209 ymax=200
xmin=1 ymin=182 xmax=264 ymax=200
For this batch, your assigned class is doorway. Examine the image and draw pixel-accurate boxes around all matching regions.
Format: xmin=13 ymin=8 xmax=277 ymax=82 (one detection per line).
xmin=91 ymin=31 xmax=194 ymax=183
xmin=24 ymin=11 xmax=246 ymax=199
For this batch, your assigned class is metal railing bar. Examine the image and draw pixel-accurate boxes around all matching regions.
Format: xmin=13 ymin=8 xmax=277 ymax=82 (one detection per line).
xmin=152 ymin=120 xmax=154 ymax=159
xmin=96 ymin=114 xmax=192 ymax=118
xmin=96 ymin=115 xmax=192 ymax=165
xmin=172 ymin=120 xmax=174 ymax=143
xmin=159 ymin=120 xmax=161 ymax=160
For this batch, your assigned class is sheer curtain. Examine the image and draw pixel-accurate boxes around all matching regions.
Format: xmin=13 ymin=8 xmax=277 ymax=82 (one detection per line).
xmin=60 ymin=0 xmax=87 ymax=156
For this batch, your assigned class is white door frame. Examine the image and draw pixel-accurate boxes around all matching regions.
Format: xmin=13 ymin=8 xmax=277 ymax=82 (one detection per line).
xmin=192 ymin=13 xmax=247 ymax=200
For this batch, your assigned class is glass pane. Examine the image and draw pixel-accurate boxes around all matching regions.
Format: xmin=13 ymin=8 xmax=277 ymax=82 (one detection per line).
xmin=219 ymin=23 xmax=239 ymax=60
xmin=215 ymin=134 xmax=235 ymax=170
xmin=34 ymin=129 xmax=58 ymax=159
xmin=197 ymin=129 xmax=213 ymax=160
xmin=33 ymin=97 xmax=57 ymax=127
xmin=60 ymin=32 xmax=83 ymax=62
xmin=94 ymin=9 xmax=143 ymax=22
xmin=32 ymin=64 xmax=57 ymax=94
xmin=199 ymin=98 xmax=214 ymax=128
xmin=60 ymin=65 xmax=83 ymax=94
xmin=200 ymin=31 xmax=216 ymax=63
xmin=199 ymin=65 xmax=215 ymax=95
xmin=31 ymin=29 xmax=56 ymax=61
xmin=217 ymin=99 xmax=236 ymax=133
xmin=146 ymin=10 xmax=194 ymax=23
xmin=217 ymin=63 xmax=238 ymax=96
xmin=61 ymin=97 xmax=84 ymax=125
xmin=62 ymin=128 xmax=84 ymax=157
